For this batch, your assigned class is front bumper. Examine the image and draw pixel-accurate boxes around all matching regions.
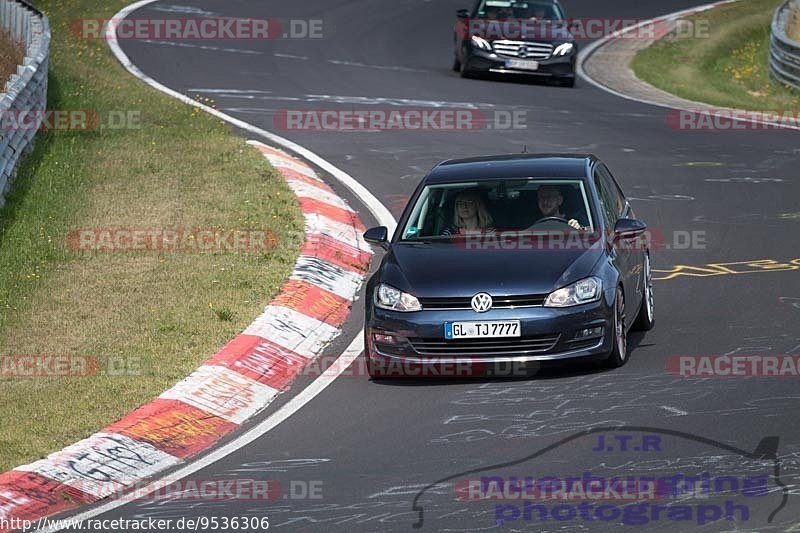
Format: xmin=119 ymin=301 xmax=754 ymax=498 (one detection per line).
xmin=365 ymin=298 xmax=613 ymax=375
xmin=465 ymin=48 xmax=575 ymax=78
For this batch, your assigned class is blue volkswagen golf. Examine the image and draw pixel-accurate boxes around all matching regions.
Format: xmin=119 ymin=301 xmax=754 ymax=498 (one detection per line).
xmin=362 ymin=154 xmax=654 ymax=378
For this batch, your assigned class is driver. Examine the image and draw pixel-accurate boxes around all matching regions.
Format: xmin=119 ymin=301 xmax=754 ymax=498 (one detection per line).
xmin=536 ymin=185 xmax=585 ymax=230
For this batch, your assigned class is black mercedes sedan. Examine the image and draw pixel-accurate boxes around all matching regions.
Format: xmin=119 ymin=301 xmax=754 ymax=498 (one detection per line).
xmin=453 ymin=0 xmax=576 ymax=86
xmin=363 ymin=154 xmax=654 ymax=378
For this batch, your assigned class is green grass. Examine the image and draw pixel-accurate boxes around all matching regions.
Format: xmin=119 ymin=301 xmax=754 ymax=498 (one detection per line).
xmin=0 ymin=0 xmax=304 ymax=471
xmin=632 ymin=0 xmax=800 ymax=110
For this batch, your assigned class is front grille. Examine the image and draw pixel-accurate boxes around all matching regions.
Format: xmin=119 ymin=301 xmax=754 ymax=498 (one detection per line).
xmin=409 ymin=335 xmax=560 ymax=357
xmin=492 ymin=40 xmax=553 ymax=60
xmin=418 ymin=294 xmax=546 ymax=310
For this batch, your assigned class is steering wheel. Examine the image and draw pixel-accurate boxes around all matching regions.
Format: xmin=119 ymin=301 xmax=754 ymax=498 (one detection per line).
xmin=532 ymin=216 xmax=571 ymax=225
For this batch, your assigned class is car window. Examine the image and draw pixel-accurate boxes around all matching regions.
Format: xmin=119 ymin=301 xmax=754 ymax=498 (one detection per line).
xmin=596 ymin=164 xmax=626 ymax=217
xmin=593 ymin=169 xmax=616 ymax=229
xmin=476 ymin=0 xmax=563 ymax=19
xmin=400 ymin=179 xmax=594 ymax=241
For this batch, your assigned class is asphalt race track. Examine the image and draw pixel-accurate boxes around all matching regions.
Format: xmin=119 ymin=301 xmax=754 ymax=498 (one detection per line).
xmin=70 ymin=0 xmax=800 ymax=531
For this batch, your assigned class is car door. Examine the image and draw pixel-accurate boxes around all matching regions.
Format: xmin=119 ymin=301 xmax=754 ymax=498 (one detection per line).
xmin=593 ymin=164 xmax=640 ymax=327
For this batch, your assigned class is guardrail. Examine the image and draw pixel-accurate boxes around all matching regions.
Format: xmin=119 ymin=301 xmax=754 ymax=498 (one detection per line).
xmin=769 ymin=0 xmax=800 ymax=90
xmin=0 ymin=0 xmax=49 ymax=209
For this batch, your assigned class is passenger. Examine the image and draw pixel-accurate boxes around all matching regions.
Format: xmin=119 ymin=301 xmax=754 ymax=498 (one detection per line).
xmin=535 ymin=185 xmax=586 ymax=230
xmin=441 ymin=190 xmax=495 ymax=235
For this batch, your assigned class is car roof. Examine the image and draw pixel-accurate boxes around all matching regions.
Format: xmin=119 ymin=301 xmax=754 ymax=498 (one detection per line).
xmin=424 ymin=154 xmax=595 ymax=184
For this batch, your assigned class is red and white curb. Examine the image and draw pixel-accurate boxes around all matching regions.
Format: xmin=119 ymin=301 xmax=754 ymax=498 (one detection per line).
xmin=0 ymin=141 xmax=373 ymax=531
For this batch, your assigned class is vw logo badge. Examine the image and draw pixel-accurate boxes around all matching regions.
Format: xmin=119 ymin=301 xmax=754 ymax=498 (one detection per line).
xmin=518 ymin=45 xmax=529 ymax=58
xmin=471 ymin=293 xmax=493 ymax=313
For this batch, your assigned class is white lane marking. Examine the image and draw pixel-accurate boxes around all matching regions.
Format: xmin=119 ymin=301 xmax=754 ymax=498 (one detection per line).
xmin=192 ymin=92 xmax=494 ymax=109
xmin=187 ymin=88 xmax=273 ymax=94
xmin=222 ymin=106 xmax=300 ymax=113
xmin=326 ymin=59 xmax=429 ymax=73
xmin=140 ymin=39 xmax=262 ymax=55
xmin=660 ymin=405 xmax=688 ymax=416
xmin=304 ymin=94 xmax=490 ymax=109
xmin=274 ymin=53 xmax=309 ymax=60
xmin=147 ymin=4 xmax=218 ymax=16
xmin=39 ymin=336 xmax=367 ymax=532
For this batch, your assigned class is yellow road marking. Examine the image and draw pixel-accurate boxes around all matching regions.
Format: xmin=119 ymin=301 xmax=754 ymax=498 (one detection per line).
xmin=654 ymin=258 xmax=800 ymax=281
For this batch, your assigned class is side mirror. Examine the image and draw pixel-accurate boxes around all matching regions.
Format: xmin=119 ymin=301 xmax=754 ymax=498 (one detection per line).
xmin=364 ymin=226 xmax=390 ymax=250
xmin=613 ymin=218 xmax=647 ymax=240
xmin=456 ymin=8 xmax=470 ymax=18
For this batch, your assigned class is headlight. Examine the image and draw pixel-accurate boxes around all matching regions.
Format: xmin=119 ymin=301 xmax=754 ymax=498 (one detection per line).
xmin=470 ymin=35 xmax=492 ymax=52
xmin=375 ymin=283 xmax=422 ymax=312
xmin=545 ymin=277 xmax=602 ymax=307
xmin=552 ymin=43 xmax=574 ymax=56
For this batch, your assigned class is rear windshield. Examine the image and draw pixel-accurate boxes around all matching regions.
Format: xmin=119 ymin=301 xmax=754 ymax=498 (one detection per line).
xmin=475 ymin=0 xmax=564 ymax=20
xmin=400 ymin=179 xmax=594 ymax=241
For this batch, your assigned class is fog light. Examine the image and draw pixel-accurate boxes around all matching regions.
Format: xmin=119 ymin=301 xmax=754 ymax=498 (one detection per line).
xmin=574 ymin=326 xmax=603 ymax=339
xmin=374 ymin=333 xmax=399 ymax=344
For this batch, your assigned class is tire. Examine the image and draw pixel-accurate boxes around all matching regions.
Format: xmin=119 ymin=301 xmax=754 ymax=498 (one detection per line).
xmin=633 ymin=254 xmax=655 ymax=331
xmin=460 ymin=57 xmax=473 ymax=78
xmin=604 ymin=287 xmax=628 ymax=368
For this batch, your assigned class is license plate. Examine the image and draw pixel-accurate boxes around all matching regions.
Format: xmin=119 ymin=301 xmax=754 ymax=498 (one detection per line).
xmin=445 ymin=321 xmax=521 ymax=339
xmin=507 ymin=59 xmax=539 ymax=71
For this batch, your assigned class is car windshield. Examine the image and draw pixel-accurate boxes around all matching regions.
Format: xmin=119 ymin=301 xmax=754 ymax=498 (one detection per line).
xmin=399 ymin=178 xmax=594 ymax=241
xmin=475 ymin=0 xmax=563 ymax=20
